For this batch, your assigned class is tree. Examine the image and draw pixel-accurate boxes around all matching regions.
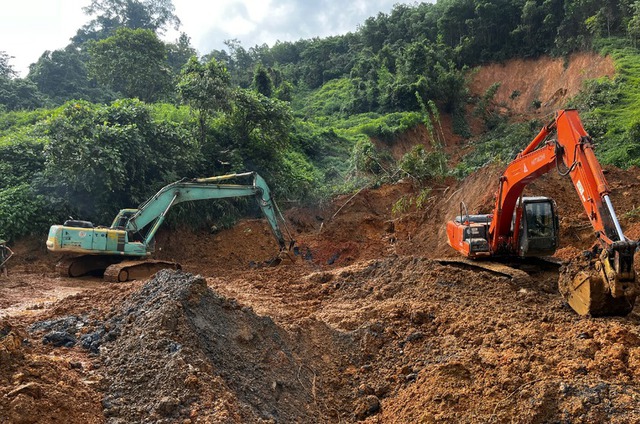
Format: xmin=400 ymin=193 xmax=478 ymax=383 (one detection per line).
xmin=39 ymin=99 xmax=197 ymax=222
xmin=0 ymin=78 xmax=46 ymax=111
xmin=166 ymin=33 xmax=197 ymax=74
xmin=0 ymin=51 xmax=45 ymax=111
xmin=27 ymin=47 xmax=116 ymax=104
xmin=177 ymin=56 xmax=232 ymax=143
xmin=0 ymin=51 xmax=16 ymax=79
xmin=226 ymin=89 xmax=293 ymax=182
xmin=229 ymin=89 xmax=292 ymax=152
xmin=629 ymin=1 xmax=640 ymax=46
xmin=221 ymin=39 xmax=255 ymax=87
xmin=73 ymin=0 xmax=181 ymax=44
xmin=252 ymin=64 xmax=274 ymax=97
xmin=88 ymin=28 xmax=171 ymax=102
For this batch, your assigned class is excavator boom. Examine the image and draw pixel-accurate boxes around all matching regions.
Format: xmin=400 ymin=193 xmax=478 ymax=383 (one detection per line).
xmin=447 ymin=109 xmax=637 ymax=316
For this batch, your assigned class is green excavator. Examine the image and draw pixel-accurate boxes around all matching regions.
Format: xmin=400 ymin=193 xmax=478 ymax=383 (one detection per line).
xmin=46 ymin=172 xmax=295 ymax=282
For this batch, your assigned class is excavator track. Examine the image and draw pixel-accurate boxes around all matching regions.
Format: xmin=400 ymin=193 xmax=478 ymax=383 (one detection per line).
xmin=103 ymin=260 xmax=181 ymax=283
xmin=436 ymin=257 xmax=561 ymax=284
xmin=56 ymin=255 xmax=121 ymax=278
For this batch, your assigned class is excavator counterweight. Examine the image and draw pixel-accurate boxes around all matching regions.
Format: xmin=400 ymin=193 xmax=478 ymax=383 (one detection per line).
xmin=447 ymin=109 xmax=637 ymax=316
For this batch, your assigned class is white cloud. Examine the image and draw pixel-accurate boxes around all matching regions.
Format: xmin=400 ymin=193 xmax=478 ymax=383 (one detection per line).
xmin=1 ymin=0 xmax=89 ymax=76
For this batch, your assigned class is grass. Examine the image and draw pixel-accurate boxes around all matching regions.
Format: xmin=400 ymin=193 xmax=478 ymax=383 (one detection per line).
xmin=572 ymin=38 xmax=640 ymax=167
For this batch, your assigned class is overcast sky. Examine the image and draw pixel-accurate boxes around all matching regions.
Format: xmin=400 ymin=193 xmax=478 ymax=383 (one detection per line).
xmin=1 ymin=0 xmax=421 ymax=77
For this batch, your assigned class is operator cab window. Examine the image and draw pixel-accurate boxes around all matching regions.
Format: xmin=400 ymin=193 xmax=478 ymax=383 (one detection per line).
xmin=525 ymin=202 xmax=553 ymax=238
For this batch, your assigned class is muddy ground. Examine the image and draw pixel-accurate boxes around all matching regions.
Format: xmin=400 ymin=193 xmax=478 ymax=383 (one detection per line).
xmin=3 ymin=52 xmax=640 ymax=423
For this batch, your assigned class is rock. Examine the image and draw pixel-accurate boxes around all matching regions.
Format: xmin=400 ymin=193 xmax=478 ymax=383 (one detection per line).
xmin=7 ymin=382 xmax=42 ymax=399
xmin=354 ymin=395 xmax=381 ymax=420
xmin=42 ymin=331 xmax=76 ymax=348
xmin=357 ymin=384 xmax=374 ymax=396
xmin=156 ymin=396 xmax=180 ymax=416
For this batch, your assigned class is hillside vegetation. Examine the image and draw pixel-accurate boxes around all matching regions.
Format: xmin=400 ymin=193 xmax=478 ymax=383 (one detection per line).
xmin=1 ymin=0 xmax=640 ymax=241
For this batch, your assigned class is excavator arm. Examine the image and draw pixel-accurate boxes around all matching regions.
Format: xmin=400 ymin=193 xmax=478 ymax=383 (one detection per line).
xmin=447 ymin=109 xmax=637 ymax=316
xmin=489 ymin=109 xmax=625 ymax=253
xmin=123 ymin=172 xmax=289 ymax=250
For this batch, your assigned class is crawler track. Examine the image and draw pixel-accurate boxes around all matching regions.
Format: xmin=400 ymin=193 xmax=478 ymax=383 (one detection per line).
xmin=435 ymin=256 xmax=561 ymax=284
xmin=103 ymin=260 xmax=181 ymax=282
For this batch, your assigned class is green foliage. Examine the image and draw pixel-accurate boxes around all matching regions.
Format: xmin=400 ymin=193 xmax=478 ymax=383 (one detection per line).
xmin=74 ymin=0 xmax=181 ymax=44
xmin=350 ymin=112 xmax=423 ymax=142
xmin=0 ymin=109 xmax=52 ymax=136
xmin=567 ymin=38 xmax=640 ymax=168
xmin=88 ymin=28 xmax=172 ymax=102
xmin=178 ymin=57 xmax=231 ymax=113
xmin=474 ymin=82 xmax=503 ymax=130
xmin=293 ymin=78 xmax=354 ymax=117
xmin=38 ymin=99 xmax=199 ymax=222
xmin=27 ymin=47 xmax=116 ymax=105
xmin=454 ymin=119 xmax=541 ymax=177
xmin=177 ymin=56 xmax=232 ymax=143
xmin=0 ymin=134 xmax=46 ymax=187
xmin=0 ymin=52 xmax=16 ymax=79
xmin=273 ymin=149 xmax=324 ymax=203
xmin=252 ymin=64 xmax=274 ymax=97
xmin=623 ymin=205 xmax=640 ymax=221
xmin=392 ymin=188 xmax=432 ymax=215
xmin=0 ymin=78 xmax=47 ymax=111
xmin=398 ymin=145 xmax=447 ymax=181
xmin=351 ymin=137 xmax=389 ymax=177
xmin=275 ymin=81 xmax=294 ymax=102
xmin=229 ymin=89 xmax=292 ymax=152
xmin=166 ymin=33 xmax=197 ymax=74
xmin=0 ymin=184 xmax=54 ymax=241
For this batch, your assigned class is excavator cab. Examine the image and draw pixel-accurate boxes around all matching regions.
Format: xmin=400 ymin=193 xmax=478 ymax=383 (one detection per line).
xmin=517 ymin=197 xmax=559 ymax=257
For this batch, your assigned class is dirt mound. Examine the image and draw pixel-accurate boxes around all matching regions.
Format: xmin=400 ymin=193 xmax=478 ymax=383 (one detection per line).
xmin=153 ymin=219 xmax=286 ymax=273
xmin=207 ymin=255 xmax=640 ymax=423
xmin=77 ymin=269 xmax=357 ymax=423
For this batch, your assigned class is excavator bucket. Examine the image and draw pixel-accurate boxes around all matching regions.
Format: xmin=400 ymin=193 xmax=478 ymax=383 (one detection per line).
xmin=254 ymin=249 xmax=296 ymax=268
xmin=558 ymin=253 xmax=636 ymax=316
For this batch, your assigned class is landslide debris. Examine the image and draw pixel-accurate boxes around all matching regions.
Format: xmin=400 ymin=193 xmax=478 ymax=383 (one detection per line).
xmin=208 ymin=256 xmax=640 ymax=423
xmin=88 ymin=269 xmax=358 ymax=423
xmin=0 ymin=322 xmax=103 ymax=424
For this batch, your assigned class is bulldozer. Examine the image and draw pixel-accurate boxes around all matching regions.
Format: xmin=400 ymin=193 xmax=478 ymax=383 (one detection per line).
xmin=47 ymin=172 xmax=295 ymax=282
xmin=446 ymin=109 xmax=637 ymax=316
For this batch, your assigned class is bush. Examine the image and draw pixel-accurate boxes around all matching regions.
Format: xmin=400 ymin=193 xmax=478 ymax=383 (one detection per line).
xmin=0 ymin=184 xmax=55 ymax=241
xmin=398 ymin=145 xmax=447 ymax=181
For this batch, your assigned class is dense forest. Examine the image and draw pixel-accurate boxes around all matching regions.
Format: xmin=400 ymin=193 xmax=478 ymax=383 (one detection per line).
xmin=2 ymin=0 xmax=640 ymax=242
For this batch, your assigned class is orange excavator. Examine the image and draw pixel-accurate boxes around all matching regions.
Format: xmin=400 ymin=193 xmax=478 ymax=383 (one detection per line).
xmin=447 ymin=109 xmax=637 ymax=316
